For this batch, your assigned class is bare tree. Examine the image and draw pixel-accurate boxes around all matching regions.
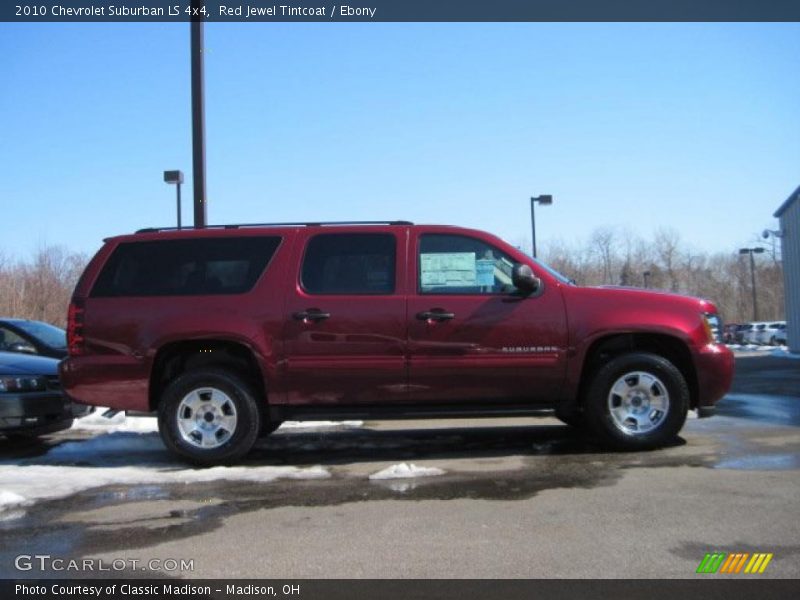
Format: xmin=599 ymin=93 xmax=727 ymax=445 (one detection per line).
xmin=541 ymin=227 xmax=784 ymax=324
xmin=0 ymin=245 xmax=87 ymax=327
xmin=654 ymin=228 xmax=681 ymax=292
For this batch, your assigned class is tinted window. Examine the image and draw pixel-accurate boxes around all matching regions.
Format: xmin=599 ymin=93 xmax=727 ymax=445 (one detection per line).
xmin=0 ymin=326 xmax=27 ymax=349
xmin=91 ymin=237 xmax=281 ymax=297
xmin=301 ymin=233 xmax=395 ymax=295
xmin=9 ymin=321 xmax=66 ymax=349
xmin=419 ymin=234 xmax=518 ymax=295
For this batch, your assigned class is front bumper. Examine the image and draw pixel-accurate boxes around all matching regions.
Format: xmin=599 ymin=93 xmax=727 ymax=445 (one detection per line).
xmin=694 ymin=343 xmax=735 ymax=410
xmin=0 ymin=391 xmax=73 ymax=434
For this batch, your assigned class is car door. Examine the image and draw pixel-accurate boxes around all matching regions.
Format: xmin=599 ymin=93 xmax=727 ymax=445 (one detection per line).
xmin=282 ymin=229 xmax=408 ymax=405
xmin=407 ymin=230 xmax=568 ymax=404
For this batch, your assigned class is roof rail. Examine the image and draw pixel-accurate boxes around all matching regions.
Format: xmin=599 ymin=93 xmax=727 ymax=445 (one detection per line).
xmin=135 ymin=220 xmax=414 ymax=234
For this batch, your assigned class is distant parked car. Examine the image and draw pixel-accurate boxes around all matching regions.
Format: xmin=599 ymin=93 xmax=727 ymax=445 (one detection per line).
xmin=759 ymin=322 xmax=787 ymax=346
xmin=0 ymin=318 xmax=67 ymax=359
xmin=722 ymin=323 xmax=740 ymax=344
xmin=733 ymin=324 xmax=750 ymax=344
xmin=755 ymin=321 xmax=786 ymax=346
xmin=0 ymin=351 xmax=89 ymax=438
xmin=774 ymin=324 xmax=788 ymax=346
xmin=743 ymin=322 xmax=767 ymax=345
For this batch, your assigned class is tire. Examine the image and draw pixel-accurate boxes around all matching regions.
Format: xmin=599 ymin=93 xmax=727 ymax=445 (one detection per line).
xmin=157 ymin=368 xmax=262 ymax=466
xmin=583 ymin=352 xmax=689 ymax=450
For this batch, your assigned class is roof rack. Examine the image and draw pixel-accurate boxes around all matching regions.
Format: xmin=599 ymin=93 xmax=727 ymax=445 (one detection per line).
xmin=135 ymin=220 xmax=414 ymax=234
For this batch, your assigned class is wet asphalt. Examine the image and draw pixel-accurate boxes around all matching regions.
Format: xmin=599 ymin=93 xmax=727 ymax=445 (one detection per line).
xmin=2 ymin=354 xmax=799 ymax=579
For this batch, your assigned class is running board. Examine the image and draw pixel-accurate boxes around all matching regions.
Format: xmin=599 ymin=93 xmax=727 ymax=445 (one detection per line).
xmin=269 ymin=403 xmax=556 ymax=422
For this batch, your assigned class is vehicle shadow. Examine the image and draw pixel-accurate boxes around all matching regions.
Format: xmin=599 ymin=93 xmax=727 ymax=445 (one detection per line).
xmin=0 ymin=422 xmax=686 ymax=468
xmin=248 ymin=422 xmax=687 ymax=467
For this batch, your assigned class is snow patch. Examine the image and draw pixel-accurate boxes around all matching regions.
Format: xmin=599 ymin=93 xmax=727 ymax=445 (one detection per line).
xmin=71 ymin=410 xmax=365 ymax=434
xmin=368 ymin=462 xmax=445 ymax=480
xmin=0 ymin=490 xmax=29 ymax=510
xmin=727 ymin=344 xmax=774 ymax=352
xmin=0 ymin=406 xmax=369 ymax=520
xmin=0 ymin=424 xmax=330 ymax=520
xmin=0 ymin=462 xmax=330 ymax=520
xmin=71 ymin=408 xmax=158 ymax=434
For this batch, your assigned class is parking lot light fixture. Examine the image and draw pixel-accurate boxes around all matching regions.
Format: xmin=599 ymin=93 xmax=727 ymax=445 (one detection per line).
xmin=739 ymin=247 xmax=765 ymax=321
xmin=164 ymin=170 xmax=184 ymax=229
xmin=530 ymin=195 xmax=553 ymax=258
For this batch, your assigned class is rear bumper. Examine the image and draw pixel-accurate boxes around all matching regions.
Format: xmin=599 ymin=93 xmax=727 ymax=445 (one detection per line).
xmin=0 ymin=391 xmax=73 ymax=433
xmin=60 ymin=356 xmax=150 ymax=412
xmin=693 ymin=343 xmax=735 ymax=409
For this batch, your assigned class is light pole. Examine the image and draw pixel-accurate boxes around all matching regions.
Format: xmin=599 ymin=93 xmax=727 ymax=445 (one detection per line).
xmin=739 ymin=247 xmax=765 ymax=321
xmin=191 ymin=1 xmax=207 ymax=228
xmin=643 ymin=270 xmax=651 ymax=289
xmin=164 ymin=170 xmax=184 ymax=229
xmin=530 ymin=194 xmax=553 ymax=258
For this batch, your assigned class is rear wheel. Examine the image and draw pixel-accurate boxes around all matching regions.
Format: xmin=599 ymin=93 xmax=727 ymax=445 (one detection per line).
xmin=583 ymin=352 xmax=689 ymax=450
xmin=158 ymin=368 xmax=261 ymax=465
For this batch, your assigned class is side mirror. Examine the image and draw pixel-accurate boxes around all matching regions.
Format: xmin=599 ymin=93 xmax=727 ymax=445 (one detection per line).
xmin=512 ymin=264 xmax=540 ymax=294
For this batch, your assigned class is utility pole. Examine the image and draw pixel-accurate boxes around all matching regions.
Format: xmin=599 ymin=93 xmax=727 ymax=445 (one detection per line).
xmin=191 ymin=2 xmax=207 ymax=228
xmin=739 ymin=247 xmax=765 ymax=321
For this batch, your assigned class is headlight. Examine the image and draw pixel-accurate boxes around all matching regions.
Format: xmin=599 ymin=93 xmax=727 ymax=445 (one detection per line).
xmin=0 ymin=376 xmax=47 ymax=392
xmin=702 ymin=313 xmax=722 ymax=344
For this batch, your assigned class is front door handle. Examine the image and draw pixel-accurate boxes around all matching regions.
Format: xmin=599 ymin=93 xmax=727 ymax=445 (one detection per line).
xmin=416 ymin=309 xmax=455 ymax=322
xmin=293 ymin=309 xmax=331 ymax=322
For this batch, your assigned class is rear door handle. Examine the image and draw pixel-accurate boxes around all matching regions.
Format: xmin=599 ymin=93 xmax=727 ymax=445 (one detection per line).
xmin=293 ymin=309 xmax=331 ymax=322
xmin=416 ymin=309 xmax=455 ymax=322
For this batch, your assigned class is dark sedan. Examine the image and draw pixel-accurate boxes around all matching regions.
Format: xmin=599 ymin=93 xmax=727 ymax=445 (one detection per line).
xmin=0 ymin=351 xmax=86 ymax=437
xmin=0 ymin=318 xmax=67 ymax=359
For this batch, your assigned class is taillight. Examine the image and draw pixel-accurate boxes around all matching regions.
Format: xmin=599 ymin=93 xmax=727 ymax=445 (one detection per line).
xmin=67 ymin=298 xmax=86 ymax=356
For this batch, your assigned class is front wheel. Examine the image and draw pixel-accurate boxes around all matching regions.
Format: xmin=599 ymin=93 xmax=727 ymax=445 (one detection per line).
xmin=158 ymin=368 xmax=262 ymax=466
xmin=583 ymin=352 xmax=689 ymax=450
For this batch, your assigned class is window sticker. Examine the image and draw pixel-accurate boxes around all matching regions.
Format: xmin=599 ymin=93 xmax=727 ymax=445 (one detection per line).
xmin=475 ymin=259 xmax=496 ymax=287
xmin=420 ymin=252 xmax=476 ymax=288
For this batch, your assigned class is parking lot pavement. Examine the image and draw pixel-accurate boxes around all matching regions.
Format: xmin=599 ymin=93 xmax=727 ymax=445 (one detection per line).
xmin=1 ymin=354 xmax=799 ymax=579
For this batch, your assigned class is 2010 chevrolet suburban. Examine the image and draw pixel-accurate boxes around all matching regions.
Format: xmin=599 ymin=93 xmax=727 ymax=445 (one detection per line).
xmin=60 ymin=222 xmax=734 ymax=464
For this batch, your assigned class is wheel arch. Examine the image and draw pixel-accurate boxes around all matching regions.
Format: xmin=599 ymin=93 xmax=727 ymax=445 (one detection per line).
xmin=148 ymin=339 xmax=267 ymax=413
xmin=576 ymin=333 xmax=698 ymax=410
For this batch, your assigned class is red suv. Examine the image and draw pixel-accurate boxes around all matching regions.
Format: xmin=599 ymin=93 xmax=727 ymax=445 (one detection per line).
xmin=60 ymin=222 xmax=734 ymax=464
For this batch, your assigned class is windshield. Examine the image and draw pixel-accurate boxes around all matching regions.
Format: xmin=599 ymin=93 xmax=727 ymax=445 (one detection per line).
xmin=13 ymin=320 xmax=67 ymax=349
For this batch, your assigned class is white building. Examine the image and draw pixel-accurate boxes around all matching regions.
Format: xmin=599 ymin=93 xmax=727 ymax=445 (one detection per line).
xmin=774 ymin=185 xmax=800 ymax=353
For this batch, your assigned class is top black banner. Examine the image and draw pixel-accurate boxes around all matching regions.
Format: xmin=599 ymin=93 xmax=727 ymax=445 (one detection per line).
xmin=4 ymin=0 xmax=800 ymax=22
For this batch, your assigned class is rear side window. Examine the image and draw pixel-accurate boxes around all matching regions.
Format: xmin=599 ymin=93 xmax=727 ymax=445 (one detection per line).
xmin=90 ymin=237 xmax=281 ymax=297
xmin=301 ymin=233 xmax=396 ymax=295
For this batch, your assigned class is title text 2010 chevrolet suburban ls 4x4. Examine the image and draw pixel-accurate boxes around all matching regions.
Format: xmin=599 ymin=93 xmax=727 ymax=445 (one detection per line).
xmin=60 ymin=222 xmax=734 ymax=465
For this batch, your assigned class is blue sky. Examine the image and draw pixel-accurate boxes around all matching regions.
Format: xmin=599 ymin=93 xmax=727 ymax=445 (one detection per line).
xmin=1 ymin=22 xmax=798 ymax=258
